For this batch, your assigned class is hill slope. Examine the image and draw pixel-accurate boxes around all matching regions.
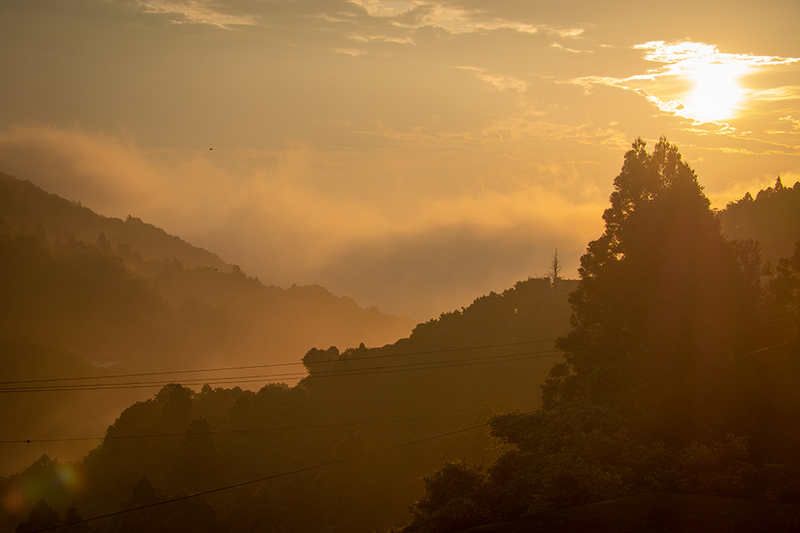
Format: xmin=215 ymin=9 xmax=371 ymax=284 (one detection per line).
xmin=0 ymin=172 xmax=228 ymax=270
xmin=0 ymin=171 xmax=414 ymax=475
xmin=720 ymin=177 xmax=800 ymax=268
xmin=0 ymin=274 xmax=574 ymax=533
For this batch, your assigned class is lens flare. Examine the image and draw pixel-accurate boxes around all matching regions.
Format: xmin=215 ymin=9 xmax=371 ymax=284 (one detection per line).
xmin=1 ymin=487 xmax=26 ymax=514
xmin=1 ymin=462 xmax=84 ymax=515
xmin=56 ymin=464 xmax=79 ymax=488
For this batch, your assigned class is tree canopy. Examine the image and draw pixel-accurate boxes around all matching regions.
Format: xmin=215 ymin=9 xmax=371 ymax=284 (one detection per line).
xmin=543 ymin=138 xmax=755 ymax=444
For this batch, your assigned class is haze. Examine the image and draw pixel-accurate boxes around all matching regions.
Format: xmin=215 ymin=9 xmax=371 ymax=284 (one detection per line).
xmin=1 ymin=0 xmax=798 ymax=320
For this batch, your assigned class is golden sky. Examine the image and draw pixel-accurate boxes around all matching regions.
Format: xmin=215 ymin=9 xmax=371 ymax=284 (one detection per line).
xmin=1 ymin=0 xmax=798 ymax=320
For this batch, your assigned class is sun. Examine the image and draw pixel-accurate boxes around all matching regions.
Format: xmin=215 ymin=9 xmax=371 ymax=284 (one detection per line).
xmin=684 ymin=63 xmax=746 ymax=122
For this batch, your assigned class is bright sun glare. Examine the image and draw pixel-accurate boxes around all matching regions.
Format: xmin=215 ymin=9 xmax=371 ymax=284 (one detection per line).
xmin=684 ymin=63 xmax=746 ymax=122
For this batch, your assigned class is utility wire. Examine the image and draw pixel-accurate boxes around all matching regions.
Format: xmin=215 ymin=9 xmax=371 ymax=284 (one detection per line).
xmin=0 ymin=361 xmax=302 ymax=386
xmin=0 ymin=347 xmax=562 ymax=393
xmin=0 ymin=339 xmax=558 ymax=386
xmin=742 ymin=338 xmax=799 ymax=356
xmin=1 ymin=410 xmax=498 ymax=444
xmin=7 ymin=337 xmax=791 ymax=395
xmin=28 ymin=419 xmax=497 ymax=533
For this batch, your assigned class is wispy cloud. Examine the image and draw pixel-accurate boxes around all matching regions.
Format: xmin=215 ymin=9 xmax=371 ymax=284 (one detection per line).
xmin=348 ymin=0 xmax=416 ymax=18
xmin=134 ymin=0 xmax=257 ymax=28
xmin=635 ymin=41 xmax=799 ymax=72
xmin=456 ymin=66 xmax=528 ymax=94
xmin=780 ymin=115 xmax=800 ymax=127
xmin=348 ymin=34 xmax=415 ymax=45
xmin=752 ymin=86 xmax=800 ymax=102
xmin=550 ymin=42 xmax=592 ymax=54
xmin=336 ymin=48 xmax=367 ymax=56
xmin=572 ymin=41 xmax=800 ymax=125
xmin=0 ymin=125 xmax=603 ymax=318
xmin=347 ymin=1 xmax=583 ymax=37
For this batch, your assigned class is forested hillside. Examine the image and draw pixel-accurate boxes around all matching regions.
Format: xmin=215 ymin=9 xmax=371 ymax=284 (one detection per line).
xmin=0 ymin=172 xmax=228 ymax=270
xmin=394 ymin=139 xmax=800 ymax=533
xmin=3 ymin=144 xmax=800 ymax=533
xmin=720 ymin=176 xmax=800 ymax=270
xmin=1 ymin=274 xmax=574 ymax=533
xmin=0 ymin=173 xmax=414 ymax=474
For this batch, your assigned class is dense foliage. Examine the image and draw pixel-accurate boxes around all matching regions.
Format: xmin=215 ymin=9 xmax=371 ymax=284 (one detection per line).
xmin=3 ymin=142 xmax=800 ymax=533
xmin=1 ymin=274 xmax=573 ymax=533
xmin=544 ymin=138 xmax=757 ymax=444
xmin=721 ymin=176 xmax=800 ymax=269
xmin=393 ymin=139 xmax=800 ymax=533
xmin=0 ymin=181 xmax=413 ymax=475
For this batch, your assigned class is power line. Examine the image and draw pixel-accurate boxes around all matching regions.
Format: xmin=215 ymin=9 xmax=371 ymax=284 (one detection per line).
xmin=742 ymin=338 xmax=799 ymax=356
xmin=0 ymin=361 xmax=302 ymax=386
xmin=0 ymin=338 xmax=558 ymax=387
xmin=1 ymin=410 xmax=498 ymax=444
xmin=0 ymin=346 xmax=562 ymax=393
xmin=28 ymin=418 xmax=498 ymax=533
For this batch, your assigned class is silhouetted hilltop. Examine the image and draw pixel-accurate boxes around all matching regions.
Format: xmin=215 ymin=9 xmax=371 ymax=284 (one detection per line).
xmin=720 ymin=177 xmax=800 ymax=268
xmin=5 ymin=143 xmax=799 ymax=533
xmin=0 ymin=273 xmax=574 ymax=533
xmin=0 ymin=171 xmax=414 ymax=359
xmin=0 ymin=171 xmax=228 ymax=270
xmin=391 ymin=140 xmax=800 ymax=533
xmin=0 ymin=171 xmax=415 ymax=476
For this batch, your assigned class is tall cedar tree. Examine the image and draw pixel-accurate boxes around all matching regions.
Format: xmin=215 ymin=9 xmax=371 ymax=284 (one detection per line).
xmin=543 ymin=138 xmax=755 ymax=445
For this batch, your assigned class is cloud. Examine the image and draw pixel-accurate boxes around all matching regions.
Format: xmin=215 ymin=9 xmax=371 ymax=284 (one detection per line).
xmin=348 ymin=1 xmax=583 ymax=38
xmin=550 ymin=42 xmax=592 ymax=54
xmin=571 ymin=41 xmax=800 ymax=126
xmin=348 ymin=33 xmax=415 ymax=45
xmin=349 ymin=0 xmax=416 ymax=18
xmin=456 ymin=66 xmax=528 ymax=93
xmin=98 ymin=0 xmax=586 ymax=39
xmin=317 ymin=187 xmax=602 ymax=318
xmin=0 ymin=127 xmax=160 ymax=215
xmin=335 ymin=48 xmax=366 ymax=56
xmin=0 ymin=126 xmax=604 ymax=319
xmin=132 ymin=0 xmax=258 ymax=27
xmin=779 ymin=116 xmax=800 ymax=130
xmin=635 ymin=41 xmax=800 ymax=72
xmin=753 ymin=86 xmax=800 ymax=102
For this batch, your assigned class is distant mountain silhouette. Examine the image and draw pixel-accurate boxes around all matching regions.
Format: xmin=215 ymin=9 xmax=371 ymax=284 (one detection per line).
xmin=0 ymin=170 xmax=414 ymax=476
xmin=0 ymin=172 xmax=229 ymax=271
xmin=720 ymin=177 xmax=800 ymax=269
xmin=7 ymin=160 xmax=798 ymax=533
xmin=0 ymin=274 xmax=574 ymax=533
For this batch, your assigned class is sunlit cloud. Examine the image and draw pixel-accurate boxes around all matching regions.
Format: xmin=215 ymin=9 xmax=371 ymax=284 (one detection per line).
xmin=348 ymin=34 xmax=415 ymax=45
xmin=779 ymin=116 xmax=800 ymax=130
xmin=336 ymin=48 xmax=367 ymax=56
xmin=122 ymin=0 xmax=585 ymax=38
xmin=0 ymin=126 xmax=604 ymax=318
xmin=550 ymin=42 xmax=592 ymax=54
xmin=573 ymin=41 xmax=800 ymax=125
xmin=636 ymin=41 xmax=799 ymax=72
xmin=317 ymin=13 xmax=359 ymax=24
xmin=133 ymin=0 xmax=257 ymax=27
xmin=349 ymin=0 xmax=416 ymax=18
xmin=456 ymin=67 xmax=528 ymax=94
xmin=752 ymin=86 xmax=800 ymax=101
xmin=350 ymin=1 xmax=582 ymax=37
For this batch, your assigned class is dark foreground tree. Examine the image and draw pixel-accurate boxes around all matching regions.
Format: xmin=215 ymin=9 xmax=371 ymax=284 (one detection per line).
xmin=15 ymin=500 xmax=62 ymax=533
xmin=543 ymin=138 xmax=756 ymax=444
xmin=393 ymin=140 xmax=800 ymax=533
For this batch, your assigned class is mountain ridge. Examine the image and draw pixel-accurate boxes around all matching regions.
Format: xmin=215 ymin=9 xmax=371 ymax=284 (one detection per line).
xmin=0 ymin=171 xmax=229 ymax=272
